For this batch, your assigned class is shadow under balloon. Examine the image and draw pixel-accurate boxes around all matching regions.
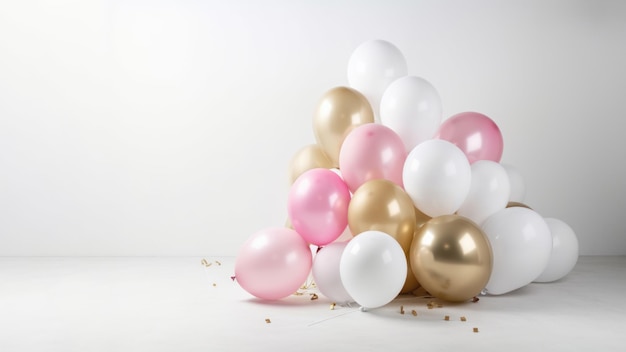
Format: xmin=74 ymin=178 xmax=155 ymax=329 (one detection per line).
xmin=241 ymin=294 xmax=335 ymax=308
xmin=354 ymin=285 xmax=548 ymax=320
xmin=240 ymin=282 xmax=555 ymax=315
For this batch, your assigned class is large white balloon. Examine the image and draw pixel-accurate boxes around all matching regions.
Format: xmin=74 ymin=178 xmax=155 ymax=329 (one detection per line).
xmin=534 ymin=218 xmax=579 ymax=283
xmin=402 ymin=139 xmax=471 ymax=217
xmin=457 ymin=160 xmax=511 ymax=225
xmin=380 ymin=76 xmax=443 ymax=151
xmin=339 ymin=230 xmax=407 ymax=309
xmin=347 ymin=40 xmax=407 ymax=120
xmin=312 ymin=242 xmax=354 ymax=304
xmin=501 ymin=163 xmax=526 ymax=203
xmin=482 ymin=207 xmax=552 ymax=295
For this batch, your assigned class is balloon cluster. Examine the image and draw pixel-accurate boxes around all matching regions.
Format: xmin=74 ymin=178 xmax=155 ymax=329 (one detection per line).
xmin=234 ymin=40 xmax=579 ymax=310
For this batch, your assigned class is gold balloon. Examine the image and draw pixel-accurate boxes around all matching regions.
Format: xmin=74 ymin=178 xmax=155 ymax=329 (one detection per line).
xmin=287 ymin=144 xmax=334 ymax=184
xmin=402 ymin=209 xmax=431 ymax=293
xmin=312 ymin=86 xmax=374 ymax=167
xmin=414 ymin=207 xmax=432 ymax=230
xmin=410 ymin=215 xmax=492 ymax=302
xmin=400 ymin=244 xmax=421 ymax=294
xmin=285 ymin=217 xmax=293 ymax=229
xmin=401 ymin=267 xmax=420 ymax=294
xmin=507 ymin=201 xmax=532 ymax=209
xmin=348 ymin=179 xmax=416 ymax=253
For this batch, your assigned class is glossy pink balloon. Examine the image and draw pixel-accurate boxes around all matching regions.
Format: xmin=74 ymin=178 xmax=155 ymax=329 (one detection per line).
xmin=436 ymin=112 xmax=504 ymax=164
xmin=235 ymin=227 xmax=312 ymax=300
xmin=288 ymin=168 xmax=351 ymax=246
xmin=339 ymin=123 xmax=407 ymax=192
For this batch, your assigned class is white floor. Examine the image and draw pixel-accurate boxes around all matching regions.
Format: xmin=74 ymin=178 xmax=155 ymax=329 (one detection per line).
xmin=1 ymin=256 xmax=625 ymax=351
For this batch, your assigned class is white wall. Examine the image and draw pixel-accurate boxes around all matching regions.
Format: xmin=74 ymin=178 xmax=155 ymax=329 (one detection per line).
xmin=1 ymin=0 xmax=625 ymax=256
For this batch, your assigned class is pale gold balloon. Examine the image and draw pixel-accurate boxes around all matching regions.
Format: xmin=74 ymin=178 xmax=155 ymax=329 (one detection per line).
xmin=312 ymin=86 xmax=374 ymax=167
xmin=400 ymin=246 xmax=420 ymax=294
xmin=348 ymin=179 xmax=416 ymax=253
xmin=414 ymin=207 xmax=432 ymax=230
xmin=507 ymin=201 xmax=532 ymax=209
xmin=287 ymin=144 xmax=334 ymax=184
xmin=410 ymin=215 xmax=492 ymax=302
xmin=405 ymin=207 xmax=431 ymax=293
xmin=285 ymin=217 xmax=293 ymax=229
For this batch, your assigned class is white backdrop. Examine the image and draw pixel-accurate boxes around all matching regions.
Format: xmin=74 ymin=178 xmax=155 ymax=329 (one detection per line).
xmin=1 ymin=0 xmax=625 ymax=256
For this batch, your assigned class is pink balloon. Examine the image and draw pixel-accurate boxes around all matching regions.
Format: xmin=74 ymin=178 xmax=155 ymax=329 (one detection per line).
xmin=339 ymin=123 xmax=407 ymax=192
xmin=235 ymin=227 xmax=312 ymax=300
xmin=436 ymin=112 xmax=504 ymax=164
xmin=312 ymin=241 xmax=353 ymax=304
xmin=288 ymin=168 xmax=351 ymax=246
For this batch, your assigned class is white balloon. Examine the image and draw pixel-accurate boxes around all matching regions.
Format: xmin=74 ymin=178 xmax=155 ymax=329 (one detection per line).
xmin=312 ymin=242 xmax=354 ymax=304
xmin=502 ymin=163 xmax=526 ymax=202
xmin=482 ymin=207 xmax=552 ymax=295
xmin=339 ymin=231 xmax=407 ymax=309
xmin=534 ymin=218 xmax=579 ymax=283
xmin=457 ymin=160 xmax=511 ymax=225
xmin=402 ymin=139 xmax=471 ymax=217
xmin=380 ymin=76 xmax=443 ymax=151
xmin=347 ymin=40 xmax=407 ymax=121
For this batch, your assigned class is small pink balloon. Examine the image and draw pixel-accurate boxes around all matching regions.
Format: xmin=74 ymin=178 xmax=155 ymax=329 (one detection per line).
xmin=288 ymin=168 xmax=351 ymax=246
xmin=436 ymin=112 xmax=504 ymax=164
xmin=235 ymin=227 xmax=312 ymax=300
xmin=312 ymin=241 xmax=353 ymax=304
xmin=339 ymin=123 xmax=407 ymax=192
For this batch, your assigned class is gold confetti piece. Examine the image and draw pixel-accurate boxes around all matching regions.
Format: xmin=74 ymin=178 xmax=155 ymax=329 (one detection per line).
xmin=215 ymin=260 xmax=221 ymax=266
xmin=444 ymin=315 xmax=450 ymax=321
xmin=265 ymin=319 xmax=271 ymax=324
xmin=411 ymin=310 xmax=417 ymax=316
xmin=212 ymin=283 xmax=216 ymax=287
xmin=292 ymin=291 xmax=304 ymax=296
xmin=330 ymin=303 xmax=336 ymax=310
xmin=400 ymin=305 xmax=405 ymax=314
xmin=201 ymin=259 xmax=212 ymax=267
xmin=472 ymin=296 xmax=480 ymax=303
xmin=310 ymin=293 xmax=319 ymax=300
xmin=473 ymin=327 xmax=479 ymax=333
xmin=460 ymin=316 xmax=467 ymax=322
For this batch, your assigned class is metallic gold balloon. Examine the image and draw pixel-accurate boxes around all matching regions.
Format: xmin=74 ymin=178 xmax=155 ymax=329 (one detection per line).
xmin=410 ymin=215 xmax=492 ymax=302
xmin=288 ymin=144 xmax=334 ymax=184
xmin=312 ymin=86 xmax=374 ymax=167
xmin=348 ymin=179 xmax=416 ymax=253
xmin=507 ymin=201 xmax=532 ymax=209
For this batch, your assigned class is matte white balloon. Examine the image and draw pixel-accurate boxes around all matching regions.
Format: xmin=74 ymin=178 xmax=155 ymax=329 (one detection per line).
xmin=402 ymin=139 xmax=471 ymax=217
xmin=312 ymin=242 xmax=354 ymax=304
xmin=502 ymin=163 xmax=526 ymax=202
xmin=457 ymin=160 xmax=511 ymax=225
xmin=347 ymin=40 xmax=407 ymax=120
xmin=380 ymin=76 xmax=443 ymax=151
xmin=482 ymin=207 xmax=552 ymax=295
xmin=339 ymin=231 xmax=407 ymax=309
xmin=534 ymin=218 xmax=579 ymax=283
